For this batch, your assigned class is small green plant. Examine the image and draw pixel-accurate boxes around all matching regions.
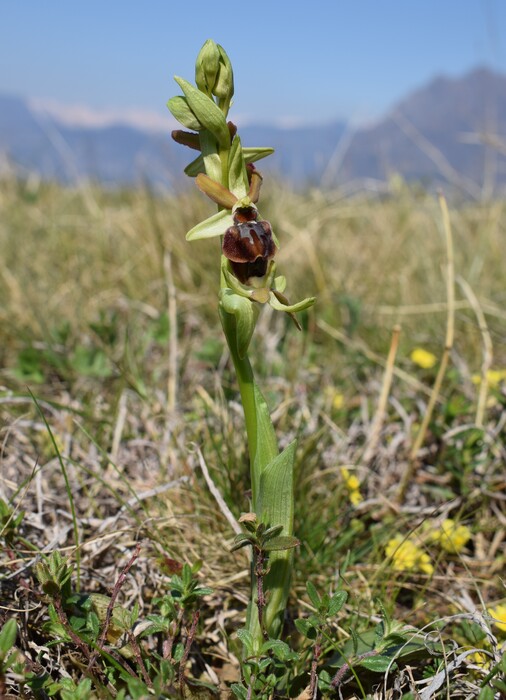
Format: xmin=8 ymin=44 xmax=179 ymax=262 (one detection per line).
xmin=0 ymin=618 xmax=19 ymax=696
xmin=33 ymin=550 xmax=214 ymax=697
xmin=168 ymin=38 xmax=315 ymax=653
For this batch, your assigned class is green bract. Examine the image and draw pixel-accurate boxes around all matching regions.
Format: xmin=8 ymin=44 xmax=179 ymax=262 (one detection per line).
xmin=174 ymin=77 xmax=230 ymax=147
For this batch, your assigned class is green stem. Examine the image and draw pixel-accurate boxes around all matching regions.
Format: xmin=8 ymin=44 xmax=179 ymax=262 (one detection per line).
xmin=219 ymin=306 xmax=260 ymax=505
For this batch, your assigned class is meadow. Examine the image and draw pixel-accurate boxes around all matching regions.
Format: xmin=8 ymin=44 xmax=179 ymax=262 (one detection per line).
xmin=0 ymin=175 xmax=505 ymax=698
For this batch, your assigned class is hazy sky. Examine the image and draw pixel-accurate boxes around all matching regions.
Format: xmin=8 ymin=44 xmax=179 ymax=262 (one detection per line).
xmin=2 ymin=1 xmax=505 ymax=128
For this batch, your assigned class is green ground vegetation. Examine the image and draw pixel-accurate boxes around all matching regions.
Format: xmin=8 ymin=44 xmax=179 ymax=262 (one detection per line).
xmin=0 ymin=176 xmax=505 ymax=698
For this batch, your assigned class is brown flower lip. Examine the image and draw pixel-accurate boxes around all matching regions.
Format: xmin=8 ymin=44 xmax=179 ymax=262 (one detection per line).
xmin=222 ymin=206 xmax=277 ymax=285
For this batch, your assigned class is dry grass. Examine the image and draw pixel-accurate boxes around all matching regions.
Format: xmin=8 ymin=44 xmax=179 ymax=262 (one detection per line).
xmin=1 ymin=177 xmax=505 ymax=697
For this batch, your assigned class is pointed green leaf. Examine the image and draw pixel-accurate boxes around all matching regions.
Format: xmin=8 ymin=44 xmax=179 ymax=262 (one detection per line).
xmin=262 ymin=524 xmax=284 ymax=540
xmin=358 ymin=655 xmax=396 ymax=672
xmin=306 ymin=581 xmax=321 ymax=608
xmin=328 ymin=590 xmax=348 ymax=616
xmin=174 ymin=76 xmax=230 ymax=147
xmin=294 ymin=618 xmax=317 ymax=639
xmin=186 ymin=209 xmax=233 ymax=241
xmin=231 ymin=533 xmax=254 ymax=552
xmin=236 ymin=627 xmax=254 ymax=650
xmin=0 ymin=619 xmax=17 ymax=656
xmin=263 ymin=535 xmax=299 ymax=552
xmin=257 ymin=441 xmax=296 ymax=638
xmin=167 ymin=96 xmax=201 ymax=131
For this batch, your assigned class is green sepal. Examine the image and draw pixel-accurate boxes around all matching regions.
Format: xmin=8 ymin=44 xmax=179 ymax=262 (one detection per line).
xmin=219 ymin=288 xmax=259 ymax=359
xmin=243 ymin=147 xmax=275 ymax=164
xmin=269 ymin=291 xmax=316 ymax=314
xmin=174 ymin=76 xmax=230 ymax=147
xmin=228 ymin=136 xmax=248 ymax=200
xmin=186 ymin=209 xmax=233 ymax=241
xmin=167 ymin=96 xmax=201 ymax=131
xmin=187 ymin=150 xmax=274 ymax=178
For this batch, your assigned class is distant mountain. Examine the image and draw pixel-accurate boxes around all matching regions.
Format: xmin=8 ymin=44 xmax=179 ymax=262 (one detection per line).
xmin=340 ymin=67 xmax=506 ymax=196
xmin=1 ymin=66 xmax=506 ymax=195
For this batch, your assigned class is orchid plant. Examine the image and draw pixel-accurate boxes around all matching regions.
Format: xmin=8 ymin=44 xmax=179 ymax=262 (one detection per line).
xmin=168 ymin=40 xmax=315 ymax=651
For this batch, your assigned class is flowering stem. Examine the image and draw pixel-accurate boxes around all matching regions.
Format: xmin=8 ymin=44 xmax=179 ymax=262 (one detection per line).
xmin=167 ymin=40 xmax=314 ymax=652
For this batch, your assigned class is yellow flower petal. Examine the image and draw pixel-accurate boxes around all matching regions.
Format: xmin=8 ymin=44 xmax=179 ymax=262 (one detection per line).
xmin=489 ymin=604 xmax=506 ymax=633
xmin=410 ymin=348 xmax=437 ymax=369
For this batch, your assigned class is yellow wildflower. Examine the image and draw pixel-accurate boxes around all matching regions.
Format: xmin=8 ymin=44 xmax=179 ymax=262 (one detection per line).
xmin=471 ymin=369 xmax=506 ymax=388
xmin=488 ymin=604 xmax=506 ymax=633
xmin=410 ymin=348 xmax=437 ymax=369
xmin=431 ymin=519 xmax=471 ymax=553
xmin=332 ymin=392 xmax=345 ymax=410
xmin=340 ymin=467 xmax=362 ymax=505
xmin=385 ymin=535 xmax=434 ymax=575
xmin=325 ymin=386 xmax=345 ymax=410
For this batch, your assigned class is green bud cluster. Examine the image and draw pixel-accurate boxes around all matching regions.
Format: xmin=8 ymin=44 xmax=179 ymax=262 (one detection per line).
xmin=195 ymin=39 xmax=234 ymax=107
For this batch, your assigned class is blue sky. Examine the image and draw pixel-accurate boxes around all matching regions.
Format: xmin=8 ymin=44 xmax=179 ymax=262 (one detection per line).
xmin=2 ymin=1 xmax=505 ymax=128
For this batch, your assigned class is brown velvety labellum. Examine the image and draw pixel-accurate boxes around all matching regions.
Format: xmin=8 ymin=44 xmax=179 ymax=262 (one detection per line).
xmin=222 ymin=221 xmax=276 ymax=264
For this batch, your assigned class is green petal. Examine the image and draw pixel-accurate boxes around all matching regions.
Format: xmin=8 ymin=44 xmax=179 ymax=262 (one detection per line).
xmin=186 ymin=209 xmax=233 ymax=241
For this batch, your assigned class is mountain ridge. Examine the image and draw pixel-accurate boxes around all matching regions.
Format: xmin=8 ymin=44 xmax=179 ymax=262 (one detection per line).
xmin=1 ymin=66 xmax=506 ymax=195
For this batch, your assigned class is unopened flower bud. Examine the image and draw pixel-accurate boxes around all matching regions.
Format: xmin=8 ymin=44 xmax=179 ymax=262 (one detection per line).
xmin=195 ymin=40 xmax=234 ymax=107
xmin=213 ymin=45 xmax=234 ymax=103
xmin=195 ymin=39 xmax=221 ymax=96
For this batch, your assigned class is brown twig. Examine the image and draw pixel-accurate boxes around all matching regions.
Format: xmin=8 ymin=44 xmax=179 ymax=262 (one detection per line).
xmin=330 ymin=649 xmax=379 ymax=688
xmin=309 ymin=631 xmax=322 ymax=699
xmin=178 ymin=609 xmax=200 ymax=695
xmin=87 ymin=543 xmax=141 ymax=672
